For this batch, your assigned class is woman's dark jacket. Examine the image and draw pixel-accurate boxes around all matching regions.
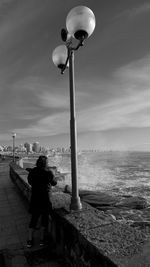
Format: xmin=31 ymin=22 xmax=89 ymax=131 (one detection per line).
xmin=27 ymin=167 xmax=57 ymax=214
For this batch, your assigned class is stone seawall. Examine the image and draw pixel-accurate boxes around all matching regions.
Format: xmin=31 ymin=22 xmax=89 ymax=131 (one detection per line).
xmin=9 ymin=162 xmax=150 ymax=267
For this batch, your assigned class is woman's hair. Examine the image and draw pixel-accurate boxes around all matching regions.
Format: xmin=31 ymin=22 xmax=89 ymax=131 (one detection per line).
xmin=36 ymin=155 xmax=48 ymax=169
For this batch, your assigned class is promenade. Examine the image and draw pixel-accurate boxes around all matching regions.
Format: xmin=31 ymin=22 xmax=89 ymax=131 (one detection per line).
xmin=0 ymin=159 xmax=62 ymax=267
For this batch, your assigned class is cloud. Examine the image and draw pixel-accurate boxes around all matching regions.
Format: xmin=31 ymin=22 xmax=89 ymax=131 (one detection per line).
xmin=0 ymin=0 xmax=15 ymax=10
xmin=13 ymin=111 xmax=70 ymax=138
xmin=39 ymin=92 xmax=69 ymax=109
xmin=76 ymin=55 xmax=150 ymax=132
xmin=77 ymin=90 xmax=150 ymax=132
xmin=128 ymin=2 xmax=150 ymax=17
xmin=9 ymin=54 xmax=150 ymax=138
xmin=1 ymin=1 xmax=150 ymax=143
xmin=0 ymin=133 xmax=12 ymax=141
xmin=13 ymin=89 xmax=150 ymax=138
xmin=114 ymin=55 xmax=150 ymax=83
xmin=115 ymin=2 xmax=150 ymax=20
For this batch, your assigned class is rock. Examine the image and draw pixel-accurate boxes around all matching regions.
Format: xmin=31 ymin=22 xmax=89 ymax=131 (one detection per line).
xmin=80 ymin=191 xmax=148 ymax=211
xmin=80 ymin=190 xmax=119 ymax=207
xmin=131 ymin=221 xmax=150 ymax=228
xmin=110 ymin=214 xmax=116 ymax=220
xmin=79 ymin=191 xmax=149 ymax=225
xmin=115 ymin=196 xmax=148 ymax=210
xmin=64 ymin=185 xmax=71 ymax=193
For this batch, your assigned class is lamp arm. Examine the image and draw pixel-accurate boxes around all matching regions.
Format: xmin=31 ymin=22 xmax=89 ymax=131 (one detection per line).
xmin=61 ymin=39 xmax=84 ymax=74
xmin=61 ymin=53 xmax=69 ymax=74
xmin=72 ymin=39 xmax=84 ymax=50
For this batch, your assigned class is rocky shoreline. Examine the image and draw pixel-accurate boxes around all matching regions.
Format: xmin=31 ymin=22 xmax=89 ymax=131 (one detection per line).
xmin=25 ymin=161 xmax=150 ymax=235
xmin=63 ymin=185 xmax=150 ymax=235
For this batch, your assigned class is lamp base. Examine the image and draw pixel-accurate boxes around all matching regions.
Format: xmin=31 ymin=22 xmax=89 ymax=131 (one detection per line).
xmin=70 ymin=196 xmax=82 ymax=211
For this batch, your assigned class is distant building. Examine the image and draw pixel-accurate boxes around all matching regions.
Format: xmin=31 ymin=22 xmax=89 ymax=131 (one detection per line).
xmin=0 ymin=146 xmax=3 ymax=151
xmin=62 ymin=147 xmax=65 ymax=153
xmin=40 ymin=146 xmax=47 ymax=154
xmin=56 ymin=147 xmax=61 ymax=153
xmin=32 ymin=142 xmax=41 ymax=153
xmin=17 ymin=144 xmax=26 ymax=152
xmin=7 ymin=146 xmax=13 ymax=152
xmin=24 ymin=142 xmax=32 ymax=153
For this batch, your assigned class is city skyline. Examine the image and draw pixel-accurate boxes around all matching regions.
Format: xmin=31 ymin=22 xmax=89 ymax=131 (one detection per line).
xmin=1 ymin=0 xmax=150 ymax=150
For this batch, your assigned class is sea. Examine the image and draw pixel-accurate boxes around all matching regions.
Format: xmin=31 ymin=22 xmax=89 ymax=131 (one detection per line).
xmin=23 ymin=151 xmax=150 ymax=204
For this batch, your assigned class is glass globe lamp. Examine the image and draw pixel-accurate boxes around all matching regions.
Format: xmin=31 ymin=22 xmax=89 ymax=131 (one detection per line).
xmin=52 ymin=45 xmax=68 ymax=69
xmin=66 ymin=6 xmax=96 ymax=41
xmin=12 ymin=132 xmax=16 ymax=138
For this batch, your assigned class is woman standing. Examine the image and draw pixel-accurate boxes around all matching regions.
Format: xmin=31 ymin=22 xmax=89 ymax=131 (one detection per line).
xmin=27 ymin=155 xmax=57 ymax=248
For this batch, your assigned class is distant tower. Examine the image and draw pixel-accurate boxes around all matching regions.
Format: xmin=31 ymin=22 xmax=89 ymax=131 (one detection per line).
xmin=32 ymin=142 xmax=41 ymax=153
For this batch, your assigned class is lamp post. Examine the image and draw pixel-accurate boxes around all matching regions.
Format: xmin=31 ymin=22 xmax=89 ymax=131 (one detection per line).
xmin=52 ymin=6 xmax=96 ymax=210
xmin=12 ymin=132 xmax=16 ymax=162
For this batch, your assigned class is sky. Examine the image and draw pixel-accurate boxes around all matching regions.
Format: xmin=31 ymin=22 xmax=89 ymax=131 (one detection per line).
xmin=1 ymin=0 xmax=150 ymax=150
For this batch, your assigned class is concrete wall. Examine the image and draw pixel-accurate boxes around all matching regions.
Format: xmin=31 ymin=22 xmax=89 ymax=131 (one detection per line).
xmin=9 ymin=162 xmax=149 ymax=267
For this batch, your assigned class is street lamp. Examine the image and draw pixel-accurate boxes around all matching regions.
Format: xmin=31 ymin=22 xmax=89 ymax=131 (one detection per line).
xmin=12 ymin=132 xmax=16 ymax=162
xmin=52 ymin=6 xmax=96 ymax=210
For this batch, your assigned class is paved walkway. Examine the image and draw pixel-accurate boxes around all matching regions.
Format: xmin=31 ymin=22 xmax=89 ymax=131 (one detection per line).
xmin=0 ymin=159 xmax=62 ymax=267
